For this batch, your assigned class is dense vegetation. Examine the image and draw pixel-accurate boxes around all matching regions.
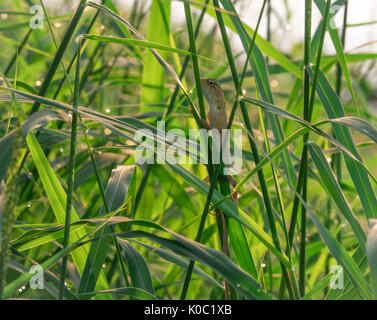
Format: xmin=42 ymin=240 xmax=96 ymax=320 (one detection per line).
xmin=1 ymin=0 xmax=377 ymax=300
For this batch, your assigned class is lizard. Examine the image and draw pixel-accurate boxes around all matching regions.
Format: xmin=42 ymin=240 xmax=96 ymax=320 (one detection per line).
xmin=199 ymin=78 xmax=238 ymax=300
xmin=200 ymin=78 xmax=238 ymax=204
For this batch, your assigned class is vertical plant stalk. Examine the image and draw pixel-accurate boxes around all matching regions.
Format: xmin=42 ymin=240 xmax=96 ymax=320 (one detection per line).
xmin=298 ymin=0 xmax=312 ymax=297
xmin=29 ymin=0 xmax=87 ymax=116
xmin=4 ymin=29 xmax=32 ymax=76
xmin=78 ymin=129 xmax=131 ymax=292
xmin=266 ymin=0 xmax=271 ymax=58
xmin=326 ymin=1 xmax=348 ymax=292
xmin=15 ymin=0 xmax=88 ymax=183
xmin=183 ymin=3 xmax=206 ymax=119
xmin=0 ymin=125 xmax=22 ymax=300
xmin=287 ymin=0 xmax=331 ymax=297
xmin=180 ymin=165 xmax=222 ymax=300
xmin=213 ymin=0 xmax=298 ymax=299
xmin=333 ymin=0 xmax=348 ymax=182
xmin=180 ymin=2 xmax=221 ymax=300
xmin=53 ymin=9 xmax=101 ymax=100
xmin=163 ymin=0 xmax=209 ymax=121
xmin=58 ymin=40 xmax=81 ymax=300
xmin=0 ymin=70 xmax=23 ymax=299
xmin=265 ymin=0 xmax=274 ymax=293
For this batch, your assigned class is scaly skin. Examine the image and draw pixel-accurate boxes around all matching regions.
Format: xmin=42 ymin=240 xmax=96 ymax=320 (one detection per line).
xmin=200 ymin=78 xmax=238 ymax=198
xmin=200 ymin=78 xmax=228 ymax=130
xmin=200 ymin=78 xmax=238 ymax=300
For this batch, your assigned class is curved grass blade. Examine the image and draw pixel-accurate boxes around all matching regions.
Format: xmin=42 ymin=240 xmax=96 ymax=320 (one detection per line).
xmin=118 ymin=239 xmax=154 ymax=294
xmin=314 ymin=0 xmax=358 ymax=110
xmin=26 ymin=133 xmax=111 ymax=299
xmin=132 ymin=240 xmax=223 ymax=289
xmin=308 ymin=142 xmax=367 ymax=253
xmin=307 ymin=67 xmax=377 ymax=220
xmin=78 ymin=165 xmax=137 ymax=296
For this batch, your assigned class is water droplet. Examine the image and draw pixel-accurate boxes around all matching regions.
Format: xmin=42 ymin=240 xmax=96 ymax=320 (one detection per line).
xmin=35 ymin=80 xmax=42 ymax=87
xmin=270 ymin=79 xmax=279 ymax=88
xmin=18 ymin=288 xmax=23 ymax=292
xmin=64 ymin=282 xmax=67 ymax=286
xmin=27 ymin=202 xmax=31 ymax=208
xmin=105 ymin=108 xmax=110 ymax=113
xmin=261 ymin=263 xmax=266 ymax=268
xmin=236 ymin=284 xmax=240 ymax=287
xmin=102 ymin=264 xmax=106 ymax=268
xmin=285 ymin=23 xmax=292 ymax=31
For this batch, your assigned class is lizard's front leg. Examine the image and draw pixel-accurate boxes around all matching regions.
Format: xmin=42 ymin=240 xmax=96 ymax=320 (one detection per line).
xmin=201 ymin=118 xmax=211 ymax=130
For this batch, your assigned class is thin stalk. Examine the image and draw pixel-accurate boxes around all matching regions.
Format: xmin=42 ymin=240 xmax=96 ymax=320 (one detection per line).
xmin=80 ymin=129 xmax=130 ymax=289
xmin=180 ymin=1 xmax=219 ymax=300
xmin=164 ymin=0 xmax=209 ymax=120
xmin=326 ymin=0 xmax=348 ymax=294
xmin=15 ymin=0 xmax=88 ymax=181
xmin=180 ymin=164 xmax=221 ymax=300
xmin=53 ymin=10 xmax=101 ymax=100
xmin=266 ymin=0 xmax=271 ymax=54
xmin=4 ymin=29 xmax=32 ymax=76
xmin=212 ymin=0 xmax=297 ymax=299
xmin=39 ymin=0 xmax=74 ymax=97
xmin=58 ymin=40 xmax=81 ymax=300
xmin=298 ymin=0 xmax=312 ymax=293
xmin=183 ymin=2 xmax=206 ymax=119
xmin=29 ymin=0 xmax=87 ymax=116
xmin=333 ymin=0 xmax=348 ymax=181
xmin=0 ymin=70 xmax=23 ymax=299
xmin=287 ymin=0 xmax=331 ymax=297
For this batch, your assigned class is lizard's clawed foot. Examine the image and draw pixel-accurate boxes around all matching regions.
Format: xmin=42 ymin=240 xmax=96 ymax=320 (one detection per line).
xmin=201 ymin=119 xmax=210 ymax=130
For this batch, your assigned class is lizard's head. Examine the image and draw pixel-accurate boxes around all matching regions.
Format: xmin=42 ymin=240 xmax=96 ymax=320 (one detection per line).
xmin=200 ymin=78 xmax=223 ymax=109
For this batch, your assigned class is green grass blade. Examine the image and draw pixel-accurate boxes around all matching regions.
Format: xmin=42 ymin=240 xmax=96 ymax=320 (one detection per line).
xmin=308 ymin=142 xmax=367 ymax=253
xmin=140 ymin=0 xmax=170 ymax=112
xmin=78 ymin=165 xmax=137 ymax=295
xmin=25 ymin=133 xmax=111 ymax=299
xmin=118 ymin=239 xmax=154 ymax=294
xmin=308 ymin=67 xmax=377 ymax=220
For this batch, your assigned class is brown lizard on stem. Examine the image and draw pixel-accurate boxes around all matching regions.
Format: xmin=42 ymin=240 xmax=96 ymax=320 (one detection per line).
xmin=199 ymin=78 xmax=238 ymax=299
xmin=200 ymin=78 xmax=238 ymax=203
